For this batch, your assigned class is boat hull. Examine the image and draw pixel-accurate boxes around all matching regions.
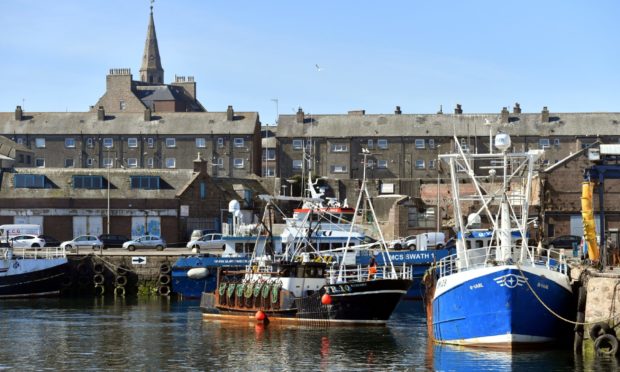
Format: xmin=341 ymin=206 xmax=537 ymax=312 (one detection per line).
xmin=431 ymin=265 xmax=573 ymax=348
xmin=0 ymin=258 xmax=68 ymax=298
xmin=201 ymin=278 xmax=412 ymax=326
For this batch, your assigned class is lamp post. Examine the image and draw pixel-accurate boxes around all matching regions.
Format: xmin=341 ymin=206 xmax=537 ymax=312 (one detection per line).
xmin=436 ymin=145 xmax=441 ymax=235
xmin=106 ymin=150 xmax=111 ymax=234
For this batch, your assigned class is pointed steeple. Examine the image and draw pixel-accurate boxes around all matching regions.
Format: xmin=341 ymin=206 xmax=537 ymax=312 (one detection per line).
xmin=140 ymin=2 xmax=164 ymax=84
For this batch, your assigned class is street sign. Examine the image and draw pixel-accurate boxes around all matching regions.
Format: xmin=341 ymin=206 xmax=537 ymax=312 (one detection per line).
xmin=132 ymin=256 xmax=147 ymax=265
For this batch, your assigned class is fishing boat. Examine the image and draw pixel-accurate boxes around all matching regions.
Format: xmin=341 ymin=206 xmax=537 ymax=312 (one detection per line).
xmin=199 ymin=151 xmax=413 ymax=325
xmin=0 ymin=246 xmax=68 ymax=298
xmin=426 ymin=133 xmax=573 ymax=348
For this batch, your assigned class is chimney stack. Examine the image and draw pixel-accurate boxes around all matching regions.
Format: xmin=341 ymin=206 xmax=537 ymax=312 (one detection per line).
xmin=15 ymin=105 xmax=23 ymax=121
xmin=541 ymin=106 xmax=550 ymax=123
xmin=144 ymin=108 xmax=152 ymax=122
xmin=97 ymin=106 xmax=105 ymax=121
xmin=296 ymin=108 xmax=305 ymax=123
xmin=437 ymin=105 xmax=443 ymax=115
xmin=227 ymin=105 xmax=234 ymax=121
xmin=500 ymin=107 xmax=509 ymax=123
xmin=513 ymin=102 xmax=522 ymax=114
xmin=193 ymin=152 xmax=208 ymax=173
xmin=395 ymin=106 xmax=402 ymax=115
xmin=454 ymin=104 xmax=463 ymax=114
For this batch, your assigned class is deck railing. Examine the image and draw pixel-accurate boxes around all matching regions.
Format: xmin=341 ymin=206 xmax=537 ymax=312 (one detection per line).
xmin=6 ymin=247 xmax=67 ymax=260
xmin=435 ymin=245 xmax=568 ymax=278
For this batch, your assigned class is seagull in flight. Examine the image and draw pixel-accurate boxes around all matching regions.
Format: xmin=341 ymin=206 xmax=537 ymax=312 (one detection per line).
xmin=315 ymin=64 xmax=322 ymax=72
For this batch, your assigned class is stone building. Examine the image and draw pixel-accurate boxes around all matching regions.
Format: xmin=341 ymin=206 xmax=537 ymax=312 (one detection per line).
xmin=0 ymin=155 xmax=267 ymax=244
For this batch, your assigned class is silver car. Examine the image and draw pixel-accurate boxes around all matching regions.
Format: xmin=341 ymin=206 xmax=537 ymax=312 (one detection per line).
xmin=123 ymin=236 xmax=166 ymax=251
xmin=186 ymin=233 xmax=226 ymax=252
xmin=60 ymin=235 xmax=103 ymax=250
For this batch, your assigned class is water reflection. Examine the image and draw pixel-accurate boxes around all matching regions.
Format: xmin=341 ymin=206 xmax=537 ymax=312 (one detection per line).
xmin=0 ymin=298 xmax=616 ymax=371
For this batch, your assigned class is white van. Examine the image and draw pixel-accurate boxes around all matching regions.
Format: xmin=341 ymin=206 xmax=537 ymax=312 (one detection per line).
xmin=404 ymin=232 xmax=446 ymax=250
xmin=0 ymin=224 xmax=42 ymax=246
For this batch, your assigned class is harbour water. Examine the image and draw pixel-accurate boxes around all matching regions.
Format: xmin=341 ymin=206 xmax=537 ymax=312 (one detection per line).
xmin=0 ymin=298 xmax=615 ymax=371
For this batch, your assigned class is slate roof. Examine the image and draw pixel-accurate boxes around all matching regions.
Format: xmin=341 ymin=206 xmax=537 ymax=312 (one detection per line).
xmin=276 ymin=112 xmax=620 ymax=138
xmin=0 ymin=111 xmax=258 ymax=135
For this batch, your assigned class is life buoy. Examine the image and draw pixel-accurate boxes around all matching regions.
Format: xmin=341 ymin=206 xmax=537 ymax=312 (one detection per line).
xmin=594 ymin=334 xmax=619 ymax=356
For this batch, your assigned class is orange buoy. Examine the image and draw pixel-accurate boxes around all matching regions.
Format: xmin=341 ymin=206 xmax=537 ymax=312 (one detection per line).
xmin=321 ymin=293 xmax=332 ymax=305
xmin=255 ymin=310 xmax=266 ymax=321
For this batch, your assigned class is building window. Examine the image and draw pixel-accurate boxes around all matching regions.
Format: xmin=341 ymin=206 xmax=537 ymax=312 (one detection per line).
xmin=64 ymin=138 xmax=76 ymax=148
xmin=265 ymin=167 xmax=275 ymax=177
xmin=65 ymin=158 xmax=75 ymax=168
xmin=35 ymin=158 xmax=45 ymax=167
xmin=119 ymin=100 xmax=126 ymax=111
xmin=130 ymin=176 xmax=161 ymax=190
xmin=415 ymin=139 xmax=425 ymax=149
xmin=103 ymin=138 xmax=113 ymax=148
xmin=367 ymin=139 xmax=374 ymax=149
xmin=217 ymin=138 xmax=224 ymax=148
xmin=73 ymin=175 xmax=103 ymax=189
xmin=292 ymin=140 xmax=303 ymax=150
xmin=233 ymin=158 xmax=244 ymax=168
xmin=263 ymin=148 xmax=276 ymax=161
xmin=87 ymin=157 xmax=95 ymax=167
xmin=103 ymin=158 xmax=113 ymax=168
xmin=539 ymin=138 xmax=550 ymax=149
xmin=216 ymin=158 xmax=224 ymax=168
xmin=200 ymin=181 xmax=206 ymax=200
xmin=128 ymin=138 xmax=138 ymax=148
xmin=146 ymin=158 xmax=154 ymax=168
xmin=18 ymin=154 xmax=24 ymax=163
xmin=165 ymin=138 xmax=176 ymax=148
xmin=292 ymin=160 xmax=303 ymax=170
xmin=429 ymin=139 xmax=435 ymax=149
xmin=408 ymin=207 xmax=435 ymax=228
xmin=16 ymin=138 xmax=24 ymax=145
xmin=459 ymin=138 xmax=470 ymax=152
xmin=147 ymin=138 xmax=154 ymax=148
xmin=196 ymin=138 xmax=206 ymax=148
xmin=127 ymin=158 xmax=138 ymax=168
xmin=234 ymin=138 xmax=244 ymax=148
xmin=331 ymin=143 xmax=349 ymax=152
xmin=165 ymin=158 xmax=176 ymax=168
xmin=429 ymin=159 xmax=436 ymax=169
xmin=415 ymin=159 xmax=425 ymax=169
xmin=377 ymin=160 xmax=388 ymax=169
xmin=553 ymin=138 xmax=560 ymax=147
xmin=35 ymin=138 xmax=45 ymax=148
xmin=14 ymin=174 xmax=49 ymax=189
xmin=366 ymin=159 xmax=375 ymax=168
xmin=330 ymin=165 xmax=348 ymax=173
xmin=377 ymin=139 xmax=388 ymax=149
xmin=87 ymin=138 xmax=94 ymax=148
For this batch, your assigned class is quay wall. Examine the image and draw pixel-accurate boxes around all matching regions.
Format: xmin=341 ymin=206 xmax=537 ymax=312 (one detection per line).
xmin=63 ymin=253 xmax=177 ymax=297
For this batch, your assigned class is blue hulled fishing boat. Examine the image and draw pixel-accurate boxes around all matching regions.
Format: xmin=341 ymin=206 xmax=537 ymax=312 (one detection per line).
xmin=427 ymin=133 xmax=573 ymax=348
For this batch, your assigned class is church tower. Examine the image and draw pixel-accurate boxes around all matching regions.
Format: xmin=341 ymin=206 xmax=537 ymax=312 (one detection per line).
xmin=139 ymin=3 xmax=164 ymax=84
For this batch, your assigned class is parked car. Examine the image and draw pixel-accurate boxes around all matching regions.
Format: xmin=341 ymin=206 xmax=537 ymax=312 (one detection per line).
xmin=404 ymin=232 xmax=446 ymax=250
xmin=38 ymin=234 xmax=60 ymax=247
xmin=545 ymin=235 xmax=581 ymax=250
xmin=98 ymin=234 xmax=129 ymax=248
xmin=123 ymin=236 xmax=166 ymax=251
xmin=186 ymin=233 xmax=226 ymax=252
xmin=190 ymin=229 xmax=217 ymax=241
xmin=60 ymin=235 xmax=103 ymax=250
xmin=9 ymin=234 xmax=46 ymax=248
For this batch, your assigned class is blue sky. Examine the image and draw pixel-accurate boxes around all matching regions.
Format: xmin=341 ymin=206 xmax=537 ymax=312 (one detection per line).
xmin=1 ymin=1 xmax=619 ymax=124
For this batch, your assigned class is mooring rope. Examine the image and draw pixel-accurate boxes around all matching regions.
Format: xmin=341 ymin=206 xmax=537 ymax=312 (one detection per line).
xmin=516 ymin=262 xmax=620 ymax=326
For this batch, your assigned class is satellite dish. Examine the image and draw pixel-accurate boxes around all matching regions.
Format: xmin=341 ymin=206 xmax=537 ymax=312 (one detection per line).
xmin=228 ymin=200 xmax=240 ymax=213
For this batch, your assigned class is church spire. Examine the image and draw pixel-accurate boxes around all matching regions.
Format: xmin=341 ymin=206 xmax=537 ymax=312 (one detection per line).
xmin=140 ymin=1 xmax=164 ymax=84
